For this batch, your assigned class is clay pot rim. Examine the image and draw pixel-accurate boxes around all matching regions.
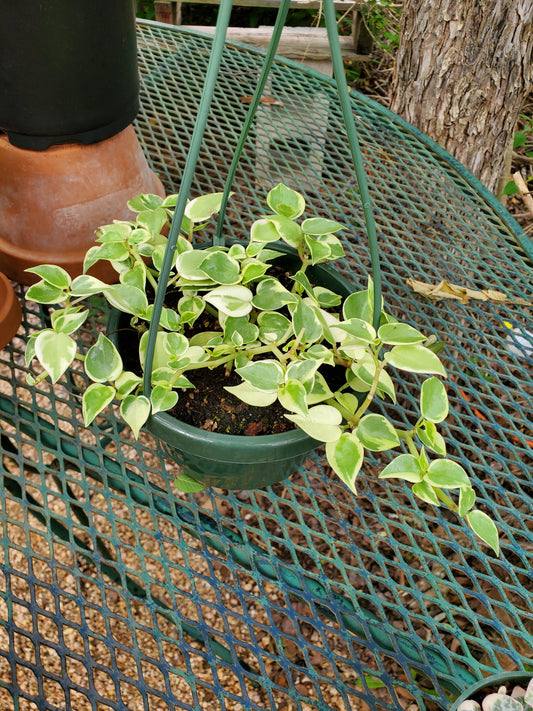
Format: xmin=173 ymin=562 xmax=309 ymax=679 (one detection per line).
xmin=0 ymin=125 xmax=137 ymax=155
xmin=0 ymin=233 xmax=94 ymax=262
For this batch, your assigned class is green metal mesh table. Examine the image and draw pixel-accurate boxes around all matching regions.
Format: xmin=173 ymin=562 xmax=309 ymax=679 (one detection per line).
xmin=1 ymin=20 xmax=532 ymax=710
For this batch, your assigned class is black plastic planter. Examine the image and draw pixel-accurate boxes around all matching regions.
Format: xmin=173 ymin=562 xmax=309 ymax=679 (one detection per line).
xmin=0 ymin=0 xmax=139 ymax=149
xmin=109 ymin=246 xmax=355 ymax=490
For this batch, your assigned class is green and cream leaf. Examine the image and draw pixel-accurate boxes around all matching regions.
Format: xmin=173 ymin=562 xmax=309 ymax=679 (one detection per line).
xmin=104 ymin=284 xmax=148 ymax=316
xmin=425 ymin=459 xmax=471 ymax=489
xmin=26 ymin=281 xmax=67 ymax=304
xmin=25 ymin=265 xmax=71 ymax=289
xmin=85 ymin=334 xmax=123 ymax=383
xmin=151 ymin=386 xmax=179 ymax=414
xmin=82 ymin=384 xmax=116 ymax=425
xmin=51 ymin=308 xmax=89 ymax=335
xmin=267 ymin=183 xmax=305 ymax=219
xmin=204 ymin=285 xmax=254 ymax=317
xmin=326 ymin=432 xmax=364 ymax=493
xmin=466 ymin=510 xmax=499 ymax=555
xmin=115 ymin=371 xmax=142 ymax=400
xmin=378 ymin=454 xmax=423 ymax=483
xmin=225 ymin=382 xmax=278 ymax=407
xmin=120 ymin=395 xmax=151 ymax=439
xmin=184 ymin=192 xmax=226 ymax=222
xmin=356 ymin=414 xmax=400 ymax=451
xmin=236 ymin=360 xmax=285 ymax=390
xmin=250 ymin=218 xmax=280 ymax=244
xmin=266 ymin=215 xmax=303 ymax=248
xmin=200 ymin=251 xmax=241 ymax=285
xmin=70 ymin=275 xmax=109 ymax=296
xmin=385 ymin=344 xmax=446 ymax=376
xmin=278 ymin=380 xmax=308 ymax=415
xmin=378 ymin=322 xmax=425 ymax=345
xmin=285 ymin=405 xmax=342 ymax=442
xmin=301 ymin=217 xmax=344 ymax=235
xmin=137 ymin=207 xmax=168 ymax=236
xmin=416 ymin=420 xmax=446 ymax=456
xmin=420 ymin=377 xmax=449 ymax=423
xmin=175 ymin=472 xmax=205 ymax=493
xmin=34 ymin=331 xmax=77 ymax=383
xmin=412 ymin=481 xmax=441 ymax=506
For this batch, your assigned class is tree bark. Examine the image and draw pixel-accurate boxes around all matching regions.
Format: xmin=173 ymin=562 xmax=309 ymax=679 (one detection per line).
xmin=389 ymin=0 xmax=533 ymax=193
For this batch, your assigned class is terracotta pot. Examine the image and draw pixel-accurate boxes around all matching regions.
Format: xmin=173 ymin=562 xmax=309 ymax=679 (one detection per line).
xmin=0 ymin=126 xmax=165 ymax=284
xmin=0 ymin=272 xmax=22 ymax=350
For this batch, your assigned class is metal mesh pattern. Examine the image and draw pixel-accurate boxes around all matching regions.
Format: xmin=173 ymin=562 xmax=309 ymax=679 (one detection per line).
xmin=0 ymin=20 xmax=532 ymax=710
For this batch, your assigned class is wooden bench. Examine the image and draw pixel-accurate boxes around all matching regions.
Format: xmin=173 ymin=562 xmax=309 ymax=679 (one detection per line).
xmin=153 ymin=0 xmax=373 ymax=75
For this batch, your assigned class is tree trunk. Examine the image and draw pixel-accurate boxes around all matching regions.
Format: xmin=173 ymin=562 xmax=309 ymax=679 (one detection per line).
xmin=389 ymin=0 xmax=533 ymax=194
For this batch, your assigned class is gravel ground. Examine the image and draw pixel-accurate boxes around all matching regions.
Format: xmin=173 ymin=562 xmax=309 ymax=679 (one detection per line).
xmin=0 ymin=445 xmax=368 ymax=711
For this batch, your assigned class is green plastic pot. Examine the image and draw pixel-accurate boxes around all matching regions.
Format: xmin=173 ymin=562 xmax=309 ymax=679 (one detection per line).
xmin=450 ymin=672 xmax=533 ymax=711
xmin=145 ymin=406 xmax=320 ymax=489
xmin=108 ymin=244 xmax=354 ymax=490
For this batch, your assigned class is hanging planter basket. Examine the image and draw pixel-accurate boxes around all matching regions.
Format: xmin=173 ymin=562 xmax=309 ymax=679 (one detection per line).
xmin=23 ymin=0 xmax=501 ymax=553
xmin=108 ymin=245 xmax=354 ymax=490
xmin=123 ymin=0 xmax=383 ymax=491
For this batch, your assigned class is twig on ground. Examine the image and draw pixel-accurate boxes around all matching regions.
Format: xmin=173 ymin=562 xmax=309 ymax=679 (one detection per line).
xmin=512 ymin=170 xmax=533 ymax=219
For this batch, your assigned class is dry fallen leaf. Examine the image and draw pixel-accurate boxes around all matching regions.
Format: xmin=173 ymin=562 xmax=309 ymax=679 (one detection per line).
xmin=407 ymin=278 xmax=530 ymax=306
xmin=244 ymin=421 xmax=263 ymax=436
xmin=240 ymin=95 xmax=284 ymax=106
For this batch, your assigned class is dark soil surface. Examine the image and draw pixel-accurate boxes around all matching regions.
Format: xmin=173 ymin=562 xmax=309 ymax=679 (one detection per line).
xmin=172 ymin=365 xmax=293 ymax=436
xmin=117 ymin=313 xmax=295 ymax=436
xmin=116 ymin=258 xmax=349 ymax=436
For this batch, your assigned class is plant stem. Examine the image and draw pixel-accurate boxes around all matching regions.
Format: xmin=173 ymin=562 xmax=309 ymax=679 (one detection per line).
xmin=287 ymin=327 xmax=305 ymax=360
xmin=397 ymin=429 xmax=419 ymax=457
xmin=272 ymin=345 xmax=288 ymax=363
xmin=33 ymin=371 xmax=53 ymax=385
xmin=332 ymin=345 xmax=350 ymax=368
xmin=168 ymin=342 xmax=280 ymax=386
xmin=291 ymin=254 xmax=310 ymax=292
xmin=69 ymin=296 xmax=90 ymax=309
xmin=351 ymin=359 xmax=386 ymax=425
xmin=204 ymin=302 xmax=219 ymax=319
xmin=139 ymin=259 xmax=159 ymax=292
xmin=435 ymin=488 xmax=457 ymax=512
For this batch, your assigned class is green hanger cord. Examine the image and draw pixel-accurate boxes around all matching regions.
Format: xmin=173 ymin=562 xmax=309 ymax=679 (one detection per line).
xmin=213 ymin=0 xmax=383 ymax=324
xmin=143 ymin=0 xmax=383 ymax=394
xmin=143 ymin=0 xmax=231 ymax=394
xmin=213 ymin=0 xmax=291 ymax=246
xmin=322 ymin=0 xmax=382 ymax=328
xmin=143 ymin=0 xmax=291 ymax=394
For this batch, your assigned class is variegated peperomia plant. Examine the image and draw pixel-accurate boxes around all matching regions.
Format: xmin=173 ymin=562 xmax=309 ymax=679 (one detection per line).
xmin=24 ymin=184 xmax=499 ymax=553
